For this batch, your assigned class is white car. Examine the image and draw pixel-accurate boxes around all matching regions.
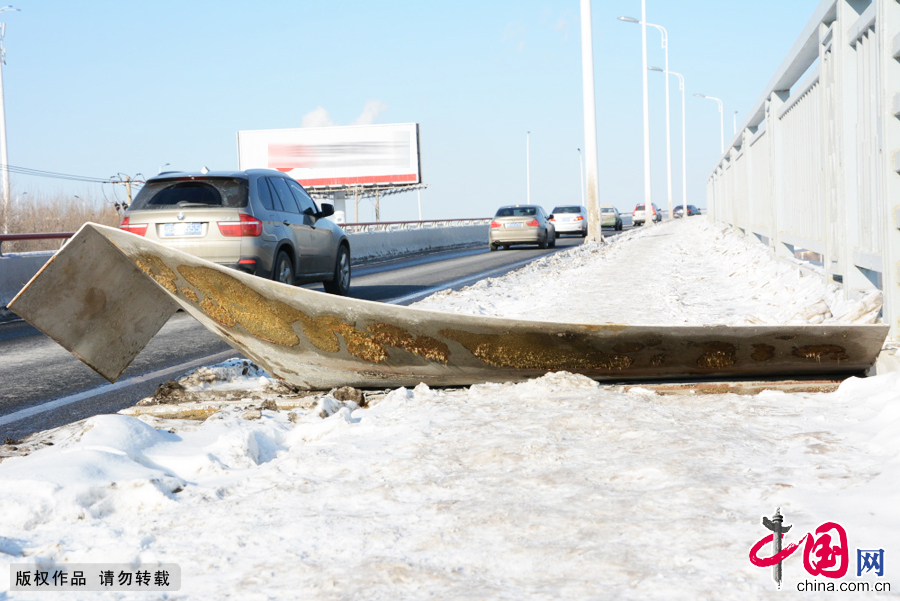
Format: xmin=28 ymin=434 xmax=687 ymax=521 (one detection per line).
xmin=632 ymin=203 xmax=662 ymax=226
xmin=550 ymin=205 xmax=588 ymax=237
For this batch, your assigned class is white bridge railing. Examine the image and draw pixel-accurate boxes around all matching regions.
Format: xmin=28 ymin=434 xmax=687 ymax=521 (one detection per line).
xmin=707 ymin=0 xmax=900 ymax=339
xmin=340 ymin=218 xmax=491 ymax=234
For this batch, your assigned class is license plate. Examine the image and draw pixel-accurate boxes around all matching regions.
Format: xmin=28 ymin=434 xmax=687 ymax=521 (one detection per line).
xmin=505 ymin=222 xmax=523 ymax=228
xmin=162 ymin=222 xmax=202 ymax=237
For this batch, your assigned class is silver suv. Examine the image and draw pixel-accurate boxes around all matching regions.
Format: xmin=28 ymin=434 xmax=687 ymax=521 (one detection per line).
xmin=120 ymin=169 xmax=351 ymax=295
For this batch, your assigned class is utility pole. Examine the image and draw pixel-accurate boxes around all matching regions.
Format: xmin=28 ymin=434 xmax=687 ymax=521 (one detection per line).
xmin=0 ymin=6 xmax=20 ymax=234
xmin=109 ymin=174 xmax=142 ymax=209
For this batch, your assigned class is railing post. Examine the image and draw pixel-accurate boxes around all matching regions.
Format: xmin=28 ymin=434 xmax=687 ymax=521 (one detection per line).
xmin=878 ymin=0 xmax=900 ymax=337
xmin=767 ymin=90 xmax=795 ymax=260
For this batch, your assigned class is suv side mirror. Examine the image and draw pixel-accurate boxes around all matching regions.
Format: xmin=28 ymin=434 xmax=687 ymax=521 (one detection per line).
xmin=316 ymin=202 xmax=335 ymax=218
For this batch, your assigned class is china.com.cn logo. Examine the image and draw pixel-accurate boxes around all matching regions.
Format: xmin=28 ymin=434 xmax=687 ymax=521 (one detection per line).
xmin=749 ymin=508 xmax=885 ymax=590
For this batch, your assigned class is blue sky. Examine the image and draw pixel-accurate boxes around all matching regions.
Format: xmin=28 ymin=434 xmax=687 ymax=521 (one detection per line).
xmin=2 ymin=0 xmax=819 ymax=222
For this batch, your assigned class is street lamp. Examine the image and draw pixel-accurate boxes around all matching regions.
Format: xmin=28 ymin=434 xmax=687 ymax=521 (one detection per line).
xmin=650 ymin=66 xmax=687 ymax=216
xmin=623 ymin=17 xmax=672 ymax=221
xmin=526 ymin=131 xmax=530 ymax=204
xmin=158 ymin=162 xmax=170 ymax=174
xmin=576 ymin=148 xmax=584 ymax=206
xmin=580 ymin=0 xmax=602 ymax=242
xmin=618 ymin=4 xmax=663 ymax=224
xmin=694 ymin=93 xmax=724 ymax=154
xmin=0 ymin=4 xmax=20 ymax=235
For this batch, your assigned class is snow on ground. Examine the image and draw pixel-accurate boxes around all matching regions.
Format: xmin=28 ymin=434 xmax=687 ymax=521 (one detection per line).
xmin=1 ymin=218 xmax=898 ymax=599
xmin=413 ymin=217 xmax=883 ymax=326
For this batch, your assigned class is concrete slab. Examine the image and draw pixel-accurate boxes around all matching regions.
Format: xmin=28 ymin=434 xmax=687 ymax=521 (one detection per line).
xmin=8 ymin=224 xmax=890 ymax=390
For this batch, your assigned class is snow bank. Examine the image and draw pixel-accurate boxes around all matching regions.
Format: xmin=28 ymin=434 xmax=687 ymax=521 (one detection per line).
xmin=1 ymin=364 xmax=899 ymax=599
xmin=412 ymin=218 xmax=883 ymax=326
xmin=1 ymin=218 xmax=896 ymax=599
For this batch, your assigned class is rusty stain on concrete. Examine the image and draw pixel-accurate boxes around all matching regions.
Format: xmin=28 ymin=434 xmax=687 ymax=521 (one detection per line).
xmin=792 ymin=345 xmax=849 ymax=362
xmin=751 ymin=344 xmax=776 ymax=361
xmin=441 ymin=329 xmax=633 ymax=371
xmin=696 ymin=342 xmax=737 ymax=369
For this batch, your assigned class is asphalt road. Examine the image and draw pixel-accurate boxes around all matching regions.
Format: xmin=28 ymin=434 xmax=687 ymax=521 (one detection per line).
xmin=0 ymin=232 xmax=613 ymax=441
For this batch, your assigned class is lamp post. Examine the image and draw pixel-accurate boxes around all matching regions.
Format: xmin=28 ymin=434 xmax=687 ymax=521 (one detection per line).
xmin=577 ymin=148 xmax=584 ymax=206
xmin=650 ymin=66 xmax=686 ymax=216
xmin=618 ymin=5 xmax=660 ymax=225
xmin=526 ymin=130 xmax=530 ymax=204
xmin=0 ymin=5 xmax=20 ymax=235
xmin=694 ymin=93 xmax=724 ymax=154
xmin=631 ymin=20 xmax=671 ymax=220
xmin=580 ymin=0 xmax=601 ymax=242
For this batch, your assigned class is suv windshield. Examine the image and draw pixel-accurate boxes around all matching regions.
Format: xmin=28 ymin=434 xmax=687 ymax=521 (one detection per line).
xmin=130 ymin=178 xmax=249 ymax=210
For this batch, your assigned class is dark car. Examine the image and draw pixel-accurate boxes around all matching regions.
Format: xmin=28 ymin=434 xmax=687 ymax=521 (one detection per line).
xmin=673 ymin=204 xmax=700 ymax=218
xmin=120 ymin=169 xmax=351 ymax=294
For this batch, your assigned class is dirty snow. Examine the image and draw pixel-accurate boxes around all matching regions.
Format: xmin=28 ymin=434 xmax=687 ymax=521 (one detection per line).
xmin=0 ymin=218 xmax=897 ymax=600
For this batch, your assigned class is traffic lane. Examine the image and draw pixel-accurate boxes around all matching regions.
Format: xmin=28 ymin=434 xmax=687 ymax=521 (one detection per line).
xmin=0 ymin=233 xmax=597 ymax=439
xmin=0 ymin=349 xmax=238 ymax=443
xmin=0 ymin=313 xmax=236 ymax=431
xmin=1 ymin=241 xmax=563 ymax=438
xmin=0 ymin=240 xmax=547 ymax=418
xmin=322 ymin=236 xmax=589 ymax=303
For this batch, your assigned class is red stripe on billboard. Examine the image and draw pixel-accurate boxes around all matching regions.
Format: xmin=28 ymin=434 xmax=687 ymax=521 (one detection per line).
xmin=296 ymin=173 xmax=419 ymax=187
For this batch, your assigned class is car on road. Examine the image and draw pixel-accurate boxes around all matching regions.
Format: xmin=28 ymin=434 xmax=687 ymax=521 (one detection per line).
xmin=120 ymin=169 xmax=352 ymax=294
xmin=632 ymin=203 xmax=662 ymax=226
xmin=549 ymin=205 xmax=588 ymax=237
xmin=673 ymin=204 xmax=701 ymax=218
xmin=489 ymin=204 xmax=556 ymax=250
xmin=601 ymin=205 xmax=623 ymax=230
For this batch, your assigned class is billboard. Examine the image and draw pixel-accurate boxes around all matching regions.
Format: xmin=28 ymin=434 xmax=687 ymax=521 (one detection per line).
xmin=237 ymin=123 xmax=420 ymax=188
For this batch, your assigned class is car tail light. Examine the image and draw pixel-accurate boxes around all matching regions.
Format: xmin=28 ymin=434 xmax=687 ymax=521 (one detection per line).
xmin=218 ymin=214 xmax=262 ymax=237
xmin=490 ymin=221 xmax=502 ymax=229
xmin=575 ymin=216 xmax=584 ymax=221
xmin=525 ymin=219 xmax=539 ymax=227
xmin=119 ymin=217 xmax=148 ymax=236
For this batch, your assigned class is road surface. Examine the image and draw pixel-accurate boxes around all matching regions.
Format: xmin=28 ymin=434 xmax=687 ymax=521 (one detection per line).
xmin=0 ymin=234 xmax=608 ymax=440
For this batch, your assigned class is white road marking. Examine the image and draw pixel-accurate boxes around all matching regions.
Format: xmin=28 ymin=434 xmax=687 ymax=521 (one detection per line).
xmin=0 ymin=350 xmax=238 ymax=427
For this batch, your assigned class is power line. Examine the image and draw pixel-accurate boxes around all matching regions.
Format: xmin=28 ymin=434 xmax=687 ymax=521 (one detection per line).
xmin=0 ymin=163 xmax=146 ymax=184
